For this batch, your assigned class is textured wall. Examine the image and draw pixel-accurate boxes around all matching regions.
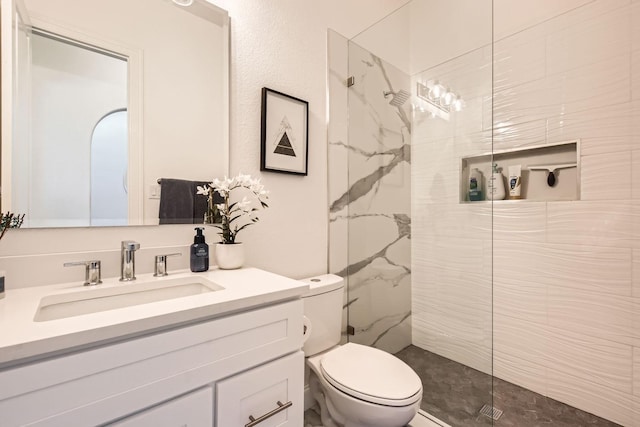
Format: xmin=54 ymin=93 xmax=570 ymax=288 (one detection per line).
xmin=412 ymin=1 xmax=640 ymax=425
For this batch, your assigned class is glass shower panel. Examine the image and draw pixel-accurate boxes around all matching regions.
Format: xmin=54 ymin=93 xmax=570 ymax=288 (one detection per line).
xmin=344 ymin=1 xmax=494 ymax=425
xmin=344 ymin=38 xmax=412 ymax=353
xmin=490 ymin=1 xmax=639 ymax=425
xmin=409 ymin=7 xmax=494 ymax=424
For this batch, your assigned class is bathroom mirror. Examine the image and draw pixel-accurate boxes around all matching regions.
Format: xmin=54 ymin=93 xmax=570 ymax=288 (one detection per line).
xmin=0 ymin=0 xmax=229 ymax=228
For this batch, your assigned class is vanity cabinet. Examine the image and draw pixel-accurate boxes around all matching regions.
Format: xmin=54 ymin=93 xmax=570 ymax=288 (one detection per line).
xmin=0 ymin=299 xmax=304 ymax=427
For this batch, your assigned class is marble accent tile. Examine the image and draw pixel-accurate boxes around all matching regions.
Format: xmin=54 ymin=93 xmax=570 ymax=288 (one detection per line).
xmin=581 ymin=151 xmax=632 ymax=201
xmin=546 ymin=200 xmax=635 ymax=247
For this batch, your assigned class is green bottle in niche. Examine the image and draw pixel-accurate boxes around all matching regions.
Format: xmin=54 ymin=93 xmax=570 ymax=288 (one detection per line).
xmin=190 ymin=227 xmax=209 ymax=272
xmin=469 ymin=168 xmax=484 ymax=201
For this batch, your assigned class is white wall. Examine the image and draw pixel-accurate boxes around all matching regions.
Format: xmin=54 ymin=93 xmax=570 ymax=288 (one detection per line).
xmin=0 ymin=0 xmax=410 ymax=288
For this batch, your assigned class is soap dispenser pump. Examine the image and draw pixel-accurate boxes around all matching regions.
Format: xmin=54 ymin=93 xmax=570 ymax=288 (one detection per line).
xmin=488 ymin=163 xmax=506 ymax=200
xmin=190 ymin=227 xmax=209 ymax=272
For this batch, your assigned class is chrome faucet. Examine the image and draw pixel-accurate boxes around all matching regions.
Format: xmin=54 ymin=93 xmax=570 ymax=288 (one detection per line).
xmin=120 ymin=240 xmax=140 ymax=281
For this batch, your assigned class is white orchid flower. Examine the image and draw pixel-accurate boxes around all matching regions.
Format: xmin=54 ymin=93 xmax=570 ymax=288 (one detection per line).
xmin=196 ymin=185 xmax=210 ymax=196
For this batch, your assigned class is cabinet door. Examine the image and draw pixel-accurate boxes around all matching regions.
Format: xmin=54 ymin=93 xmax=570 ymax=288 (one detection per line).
xmin=216 ymin=351 xmax=303 ymax=427
xmin=109 ymin=387 xmax=213 ymax=427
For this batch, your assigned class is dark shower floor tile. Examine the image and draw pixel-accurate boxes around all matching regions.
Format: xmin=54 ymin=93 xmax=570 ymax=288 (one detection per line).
xmin=395 ymin=345 xmax=620 ymax=427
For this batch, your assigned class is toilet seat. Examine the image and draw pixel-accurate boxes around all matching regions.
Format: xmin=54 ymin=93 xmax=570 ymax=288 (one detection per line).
xmin=319 ymin=343 xmax=422 ymax=407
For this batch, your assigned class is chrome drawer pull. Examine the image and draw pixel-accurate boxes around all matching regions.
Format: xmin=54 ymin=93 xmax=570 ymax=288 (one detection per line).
xmin=245 ymin=400 xmax=293 ymax=427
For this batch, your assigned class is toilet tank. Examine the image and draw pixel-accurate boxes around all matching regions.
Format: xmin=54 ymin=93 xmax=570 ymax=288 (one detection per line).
xmin=301 ymin=274 xmax=344 ymax=356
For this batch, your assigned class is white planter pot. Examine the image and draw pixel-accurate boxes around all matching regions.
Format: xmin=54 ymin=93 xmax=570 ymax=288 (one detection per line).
xmin=215 ymin=243 xmax=244 ymax=269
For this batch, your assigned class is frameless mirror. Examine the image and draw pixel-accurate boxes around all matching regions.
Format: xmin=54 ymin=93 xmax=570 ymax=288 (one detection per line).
xmin=1 ymin=0 xmax=230 ymax=228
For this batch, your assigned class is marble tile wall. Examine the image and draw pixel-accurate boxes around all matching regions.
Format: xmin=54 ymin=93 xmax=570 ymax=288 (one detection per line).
xmin=413 ymin=0 xmax=640 ymax=425
xmin=328 ymin=31 xmax=412 ymax=353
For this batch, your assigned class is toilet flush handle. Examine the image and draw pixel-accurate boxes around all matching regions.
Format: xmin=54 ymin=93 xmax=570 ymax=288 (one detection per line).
xmin=302 ymin=315 xmax=312 ymax=344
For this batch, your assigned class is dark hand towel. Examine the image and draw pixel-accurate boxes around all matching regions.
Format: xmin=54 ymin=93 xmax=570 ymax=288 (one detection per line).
xmin=158 ymin=178 xmax=210 ymax=224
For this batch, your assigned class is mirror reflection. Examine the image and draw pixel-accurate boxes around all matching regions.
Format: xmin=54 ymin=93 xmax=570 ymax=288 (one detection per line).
xmin=3 ymin=0 xmax=229 ymax=228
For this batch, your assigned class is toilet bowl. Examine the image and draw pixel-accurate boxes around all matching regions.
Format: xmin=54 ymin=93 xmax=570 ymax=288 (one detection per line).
xmin=301 ymin=275 xmax=423 ymax=427
xmin=307 ymin=343 xmax=422 ymax=427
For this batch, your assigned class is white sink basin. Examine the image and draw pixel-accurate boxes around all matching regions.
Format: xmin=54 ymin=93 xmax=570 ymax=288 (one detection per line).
xmin=34 ymin=277 xmax=224 ymax=322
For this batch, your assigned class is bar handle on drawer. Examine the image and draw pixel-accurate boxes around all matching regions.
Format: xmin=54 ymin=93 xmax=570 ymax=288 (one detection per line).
xmin=245 ymin=400 xmax=292 ymax=427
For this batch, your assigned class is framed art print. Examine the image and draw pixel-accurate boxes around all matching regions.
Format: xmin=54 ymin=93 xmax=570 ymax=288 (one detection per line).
xmin=260 ymin=87 xmax=309 ymax=175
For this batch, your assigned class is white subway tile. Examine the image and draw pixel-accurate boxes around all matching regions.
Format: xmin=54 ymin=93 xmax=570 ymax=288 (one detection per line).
xmin=632 ymin=152 xmax=640 ymax=201
xmin=548 ymin=287 xmax=635 ymax=345
xmin=581 ymin=151 xmax=632 ymax=200
xmin=494 ymin=56 xmax=631 ymax=126
xmin=543 ymin=324 xmax=633 ymax=393
xmin=546 ymin=101 xmax=640 ymax=156
xmin=546 ymin=5 xmax=631 ymax=75
xmin=633 ymin=249 xmax=640 ymax=297
xmin=494 ymin=24 xmax=546 ymax=91
xmin=634 ymin=347 xmax=640 ymax=396
xmin=547 ymin=201 xmax=635 ymax=247
xmin=492 ymin=202 xmax=547 ymax=241
xmin=492 ymin=119 xmax=547 ymax=152
xmin=546 ymin=366 xmax=634 ymax=426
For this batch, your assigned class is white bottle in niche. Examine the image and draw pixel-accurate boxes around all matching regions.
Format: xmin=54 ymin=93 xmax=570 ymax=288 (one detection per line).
xmin=487 ymin=163 xmax=506 ymax=200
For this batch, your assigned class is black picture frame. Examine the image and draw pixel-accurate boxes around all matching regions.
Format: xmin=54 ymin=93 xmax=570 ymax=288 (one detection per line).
xmin=260 ymin=87 xmax=309 ymax=175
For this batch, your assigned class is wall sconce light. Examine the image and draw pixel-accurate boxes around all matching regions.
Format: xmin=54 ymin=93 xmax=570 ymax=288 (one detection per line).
xmin=416 ymin=81 xmax=464 ymax=115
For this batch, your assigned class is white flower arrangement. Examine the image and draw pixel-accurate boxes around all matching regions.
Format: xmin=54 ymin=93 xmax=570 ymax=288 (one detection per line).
xmin=197 ymin=173 xmax=269 ymax=244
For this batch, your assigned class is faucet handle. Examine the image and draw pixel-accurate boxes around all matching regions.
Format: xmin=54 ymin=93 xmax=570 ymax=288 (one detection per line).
xmin=154 ymin=253 xmax=182 ymax=277
xmin=121 ymin=240 xmax=140 ymax=251
xmin=64 ymin=260 xmax=102 ymax=286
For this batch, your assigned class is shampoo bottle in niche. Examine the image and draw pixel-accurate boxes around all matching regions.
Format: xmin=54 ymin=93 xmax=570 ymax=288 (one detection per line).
xmin=508 ymin=164 xmax=522 ymax=199
xmin=488 ymin=163 xmax=506 ymax=200
xmin=190 ymin=227 xmax=209 ymax=272
xmin=469 ymin=168 xmax=484 ymax=201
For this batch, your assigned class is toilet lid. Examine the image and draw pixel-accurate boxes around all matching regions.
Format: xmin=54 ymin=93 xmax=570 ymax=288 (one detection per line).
xmin=320 ymin=343 xmax=422 ymax=407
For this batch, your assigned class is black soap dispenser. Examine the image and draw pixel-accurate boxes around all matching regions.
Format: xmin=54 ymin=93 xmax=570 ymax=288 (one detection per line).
xmin=190 ymin=227 xmax=209 ymax=272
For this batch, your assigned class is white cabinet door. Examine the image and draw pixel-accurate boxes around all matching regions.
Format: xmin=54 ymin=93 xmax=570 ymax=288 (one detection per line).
xmin=216 ymin=351 xmax=303 ymax=427
xmin=109 ymin=387 xmax=213 ymax=427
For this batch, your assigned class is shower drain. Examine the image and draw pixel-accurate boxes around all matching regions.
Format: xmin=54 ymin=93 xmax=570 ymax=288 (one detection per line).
xmin=479 ymin=404 xmax=504 ymax=421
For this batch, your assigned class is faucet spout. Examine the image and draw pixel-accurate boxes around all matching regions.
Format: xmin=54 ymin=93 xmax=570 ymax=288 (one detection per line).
xmin=120 ymin=240 xmax=140 ymax=281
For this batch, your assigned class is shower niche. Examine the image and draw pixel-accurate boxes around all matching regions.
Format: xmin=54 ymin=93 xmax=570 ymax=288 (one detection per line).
xmin=460 ymin=140 xmax=580 ymax=203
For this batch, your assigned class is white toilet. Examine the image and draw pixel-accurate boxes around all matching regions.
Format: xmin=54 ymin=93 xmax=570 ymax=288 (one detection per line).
xmin=302 ymin=274 xmax=422 ymax=427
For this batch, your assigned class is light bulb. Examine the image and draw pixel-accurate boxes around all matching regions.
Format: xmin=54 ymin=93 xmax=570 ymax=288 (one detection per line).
xmin=431 ymin=82 xmax=444 ymax=99
xmin=453 ymin=97 xmax=463 ymax=112
xmin=442 ymin=90 xmax=454 ymax=106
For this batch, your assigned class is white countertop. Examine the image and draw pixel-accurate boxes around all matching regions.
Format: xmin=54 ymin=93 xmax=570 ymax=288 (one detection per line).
xmin=0 ymin=267 xmax=308 ymax=369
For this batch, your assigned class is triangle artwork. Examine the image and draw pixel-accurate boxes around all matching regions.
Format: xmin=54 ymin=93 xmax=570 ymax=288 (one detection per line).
xmin=273 ymin=116 xmax=297 ymax=157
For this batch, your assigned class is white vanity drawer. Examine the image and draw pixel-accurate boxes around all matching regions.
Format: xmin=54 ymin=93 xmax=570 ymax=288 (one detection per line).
xmin=109 ymin=387 xmax=213 ymax=427
xmin=216 ymin=351 xmax=304 ymax=427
